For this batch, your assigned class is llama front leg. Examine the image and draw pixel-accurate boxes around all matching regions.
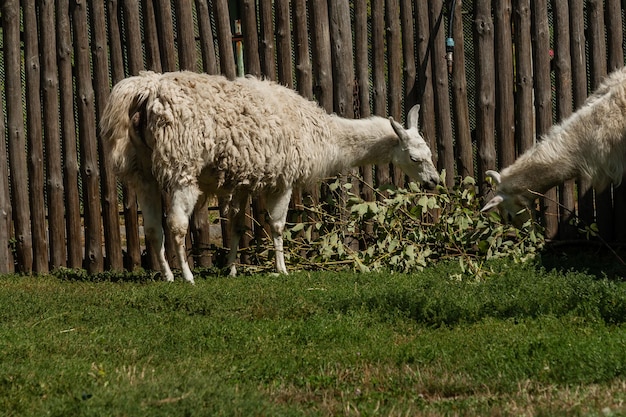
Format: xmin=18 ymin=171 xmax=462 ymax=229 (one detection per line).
xmin=225 ymin=194 xmax=249 ymax=277
xmin=135 ymin=180 xmax=174 ymax=282
xmin=266 ymin=189 xmax=293 ymax=274
xmin=167 ymin=186 xmax=201 ymax=284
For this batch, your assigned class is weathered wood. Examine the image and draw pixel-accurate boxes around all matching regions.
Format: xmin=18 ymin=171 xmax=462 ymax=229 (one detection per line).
xmin=605 ymin=0 xmax=626 ymax=242
xmin=142 ymin=0 xmax=163 ymax=71
xmin=154 ymin=0 xmax=178 ymax=71
xmin=513 ymin=0 xmax=533 ymax=156
xmin=72 ymin=0 xmax=104 ymax=272
xmin=92 ymin=1 xmax=124 ymax=271
xmin=40 ymin=0 xmax=65 ymax=269
xmin=552 ymin=0 xmax=576 ymax=240
xmin=196 ymin=0 xmax=218 ymax=74
xmin=214 ymin=0 xmax=237 ymax=79
xmin=386 ymin=0 xmax=405 ymax=187
xmin=57 ymin=0 xmax=83 ymax=268
xmin=23 ymin=0 xmax=49 ymax=272
xmin=400 ymin=0 xmax=417 ymax=113
xmin=428 ymin=0 xmax=454 ymax=187
xmin=310 ymin=0 xmax=333 ymax=112
xmin=450 ymin=0 xmax=473 ymax=179
xmin=275 ymin=0 xmax=293 ymax=87
xmin=494 ymin=0 xmax=515 ymax=168
xmin=415 ymin=0 xmax=437 ymax=164
xmin=112 ymin=0 xmax=142 ymax=270
xmin=0 ymin=79 xmax=12 ymax=272
xmin=371 ymin=0 xmax=391 ymax=189
xmin=4 ymin=0 xmax=33 ymax=273
xmin=241 ymin=0 xmax=261 ymax=76
xmin=586 ymin=0 xmax=612 ymax=241
xmin=175 ymin=0 xmax=197 ymax=71
xmin=474 ymin=0 xmax=497 ymax=193
xmin=258 ymin=0 xmax=276 ymax=80
xmin=354 ymin=0 xmax=374 ymax=202
xmin=293 ymin=0 xmax=312 ymax=99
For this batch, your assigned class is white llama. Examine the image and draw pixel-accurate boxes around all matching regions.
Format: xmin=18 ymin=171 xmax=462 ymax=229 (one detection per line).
xmin=101 ymin=71 xmax=440 ymax=283
xmin=482 ymin=65 xmax=626 ymax=223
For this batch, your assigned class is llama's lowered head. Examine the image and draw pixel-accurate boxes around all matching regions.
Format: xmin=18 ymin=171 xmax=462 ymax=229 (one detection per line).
xmin=389 ymin=105 xmax=440 ymax=190
xmin=481 ymin=170 xmax=533 ymax=227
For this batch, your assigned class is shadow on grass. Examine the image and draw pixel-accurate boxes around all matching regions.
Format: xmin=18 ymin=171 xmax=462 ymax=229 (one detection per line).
xmin=539 ymin=242 xmax=626 ymax=281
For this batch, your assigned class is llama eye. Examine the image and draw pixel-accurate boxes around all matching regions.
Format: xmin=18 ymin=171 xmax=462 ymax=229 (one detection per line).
xmin=410 ymin=156 xmax=420 ymax=163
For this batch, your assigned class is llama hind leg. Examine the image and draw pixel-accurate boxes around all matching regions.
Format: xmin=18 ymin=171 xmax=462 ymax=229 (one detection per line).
xmin=167 ymin=186 xmax=201 ymax=284
xmin=136 ymin=180 xmax=174 ymax=282
xmin=266 ymin=189 xmax=293 ymax=274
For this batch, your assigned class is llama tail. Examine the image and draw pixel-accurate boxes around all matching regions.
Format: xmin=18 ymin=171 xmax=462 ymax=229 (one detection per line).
xmin=100 ymin=71 xmax=160 ymax=184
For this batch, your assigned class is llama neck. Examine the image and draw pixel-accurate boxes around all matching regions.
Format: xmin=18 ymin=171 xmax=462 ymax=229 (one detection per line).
xmin=327 ymin=116 xmax=398 ymax=171
xmin=501 ymin=129 xmax=580 ymax=199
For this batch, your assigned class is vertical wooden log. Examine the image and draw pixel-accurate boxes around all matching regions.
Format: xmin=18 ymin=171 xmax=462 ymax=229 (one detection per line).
xmin=386 ymin=0 xmax=405 ymax=187
xmin=23 ymin=0 xmax=49 ymax=272
xmin=57 ymin=0 xmax=83 ymax=268
xmin=154 ymin=0 xmax=178 ymax=71
xmin=293 ymin=0 xmax=312 ymax=98
xmin=428 ymin=0 xmax=454 ymax=187
xmin=112 ymin=0 xmax=143 ymax=271
xmin=569 ymin=0 xmax=593 ymax=231
xmin=4 ymin=0 xmax=34 ymax=273
xmin=175 ymin=0 xmax=198 ymax=70
xmin=92 ymin=1 xmax=124 ymax=272
xmin=275 ymin=0 xmax=293 ymax=87
xmin=0 ymin=86 xmax=12 ymax=272
xmin=605 ymin=0 xmax=626 ymax=242
xmin=587 ymin=0 xmax=611 ymax=241
xmin=328 ymin=0 xmax=354 ymax=118
xmin=531 ymin=0 xmax=557 ymax=237
xmin=258 ymin=0 xmax=276 ymax=80
xmin=142 ymin=0 xmax=163 ymax=72
xmin=513 ymin=0 xmax=533 ymax=157
xmin=40 ymin=0 xmax=65 ymax=269
xmin=310 ymin=0 xmax=333 ymax=111
xmin=552 ymin=0 xmax=576 ymax=240
xmin=328 ymin=0 xmax=358 ymax=250
xmin=355 ymin=0 xmax=374 ymax=202
xmin=415 ymin=0 xmax=437 ymax=165
xmin=242 ymin=0 xmax=262 ymax=76
xmin=400 ymin=0 xmax=417 ymax=112
xmin=196 ymin=0 xmax=219 ymax=75
xmin=214 ymin=0 xmax=237 ymax=79
xmin=450 ymin=0 xmax=473 ymax=179
xmin=474 ymin=0 xmax=497 ymax=194
xmin=494 ymin=0 xmax=515 ymax=168
xmin=371 ymin=0 xmax=391 ymax=189
xmin=72 ymin=0 xmax=104 ymax=272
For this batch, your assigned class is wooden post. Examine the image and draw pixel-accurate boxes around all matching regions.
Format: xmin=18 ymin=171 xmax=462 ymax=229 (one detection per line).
xmin=23 ymin=0 xmax=49 ymax=273
xmin=450 ymin=0 xmax=473 ymax=180
xmin=494 ymin=0 xmax=515 ymax=169
xmin=474 ymin=0 xmax=497 ymax=193
xmin=4 ymin=0 xmax=33 ymax=273
xmin=514 ymin=0 xmax=534 ymax=157
xmin=72 ymin=0 xmax=104 ymax=272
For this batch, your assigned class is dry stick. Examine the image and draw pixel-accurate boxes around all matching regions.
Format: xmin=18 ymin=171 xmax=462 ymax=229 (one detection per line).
xmin=528 ymin=189 xmax=626 ymax=265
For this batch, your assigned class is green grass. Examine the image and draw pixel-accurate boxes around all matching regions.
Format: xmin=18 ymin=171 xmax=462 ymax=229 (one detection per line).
xmin=2 ymin=256 xmax=626 ymax=416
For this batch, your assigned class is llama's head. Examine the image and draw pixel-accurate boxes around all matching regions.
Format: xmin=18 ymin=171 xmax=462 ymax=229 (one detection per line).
xmin=389 ymin=105 xmax=440 ymax=190
xmin=481 ymin=170 xmax=533 ymax=227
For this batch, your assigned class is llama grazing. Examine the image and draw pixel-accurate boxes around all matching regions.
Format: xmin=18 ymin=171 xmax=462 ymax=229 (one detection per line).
xmin=482 ymin=65 xmax=626 ymax=223
xmin=101 ymin=71 xmax=440 ymax=283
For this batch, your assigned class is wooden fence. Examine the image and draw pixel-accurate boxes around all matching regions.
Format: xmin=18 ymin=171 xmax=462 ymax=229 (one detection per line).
xmin=1 ymin=0 xmax=625 ymax=275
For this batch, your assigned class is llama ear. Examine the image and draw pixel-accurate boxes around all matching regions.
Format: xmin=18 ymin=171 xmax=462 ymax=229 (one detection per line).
xmin=389 ymin=117 xmax=408 ymax=142
xmin=485 ymin=170 xmax=502 ymax=185
xmin=406 ymin=104 xmax=421 ymax=130
xmin=481 ymin=195 xmax=504 ymax=212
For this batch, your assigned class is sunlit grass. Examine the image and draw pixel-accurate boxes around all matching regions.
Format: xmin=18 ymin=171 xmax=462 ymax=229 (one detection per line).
xmin=1 ymin=257 xmax=626 ymax=416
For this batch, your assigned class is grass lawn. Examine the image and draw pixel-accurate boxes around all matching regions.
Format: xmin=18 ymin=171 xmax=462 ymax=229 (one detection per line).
xmin=2 ymin=252 xmax=626 ymax=416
